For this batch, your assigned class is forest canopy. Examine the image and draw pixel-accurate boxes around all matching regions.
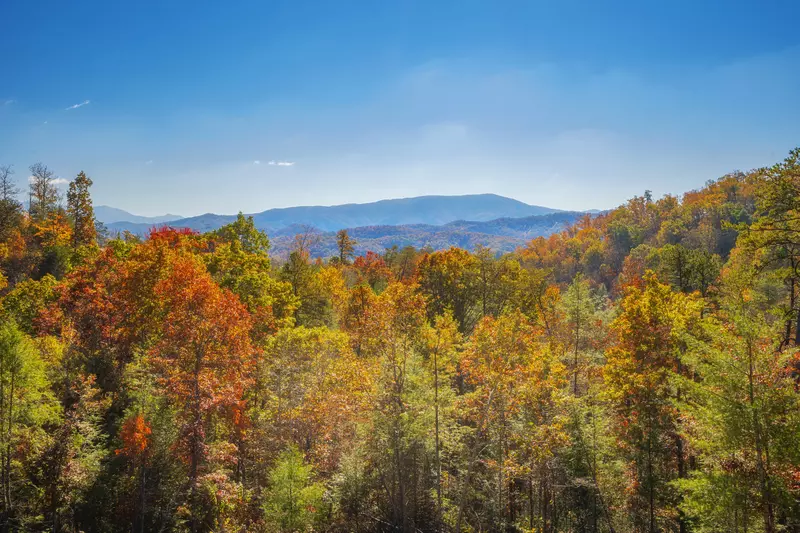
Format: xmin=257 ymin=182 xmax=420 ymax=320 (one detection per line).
xmin=1 ymin=149 xmax=800 ymax=532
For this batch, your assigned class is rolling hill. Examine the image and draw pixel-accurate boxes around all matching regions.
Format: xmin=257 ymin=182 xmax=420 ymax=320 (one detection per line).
xmin=266 ymin=211 xmax=586 ymax=259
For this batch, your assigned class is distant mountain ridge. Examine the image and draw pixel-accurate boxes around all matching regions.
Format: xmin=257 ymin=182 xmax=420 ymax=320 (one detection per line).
xmin=95 ymin=205 xmax=183 ymax=225
xmin=268 ymin=211 xmax=586 ymax=259
xmin=104 ymin=194 xmax=562 ymax=235
xmin=99 ymin=194 xmax=588 ymax=256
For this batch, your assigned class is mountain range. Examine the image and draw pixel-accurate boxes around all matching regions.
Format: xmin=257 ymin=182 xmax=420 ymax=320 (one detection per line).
xmin=96 ymin=194 xmax=587 ymax=257
xmin=94 ymin=206 xmax=184 ymax=225
xmin=99 ymin=194 xmax=559 ymax=233
xmin=268 ymin=211 xmax=585 ymax=259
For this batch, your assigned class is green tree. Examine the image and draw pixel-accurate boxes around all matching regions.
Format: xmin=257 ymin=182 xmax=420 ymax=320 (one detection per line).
xmin=66 ymin=171 xmax=97 ymax=248
xmin=1 ymin=274 xmax=58 ymax=334
xmin=678 ymin=250 xmax=800 ymax=533
xmin=206 ymin=214 xmax=298 ymax=337
xmin=211 ymin=212 xmax=269 ymax=256
xmin=0 ymin=322 xmax=58 ymax=532
xmin=562 ymin=273 xmax=599 ymax=396
xmin=263 ymin=446 xmax=325 ymax=533
xmin=742 ymin=148 xmax=800 ymax=348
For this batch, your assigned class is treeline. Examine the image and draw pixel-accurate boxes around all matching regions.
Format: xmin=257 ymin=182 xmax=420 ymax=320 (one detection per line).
xmin=0 ymin=150 xmax=799 ymax=533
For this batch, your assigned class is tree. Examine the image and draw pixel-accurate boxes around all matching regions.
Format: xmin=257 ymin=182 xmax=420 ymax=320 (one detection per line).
xmin=148 ymin=255 xmax=254 ymax=532
xmin=743 ymin=148 xmax=800 ymax=348
xmin=0 ymin=165 xmax=23 ymax=242
xmin=211 ymin=212 xmax=269 ymax=256
xmin=40 ymin=375 xmax=106 ymax=533
xmin=254 ymin=326 xmax=368 ymax=476
xmin=418 ymin=247 xmax=479 ymax=333
xmin=562 ymin=273 xmax=599 ymax=396
xmin=678 ymin=249 xmax=800 ymax=533
xmin=336 ymin=229 xmax=356 ymax=265
xmin=66 ymin=171 xmax=96 ymax=248
xmin=281 ymin=238 xmax=332 ymax=327
xmin=603 ymin=272 xmax=702 ymax=533
xmin=0 ymin=322 xmax=57 ymax=532
xmin=263 ymin=446 xmax=325 ymax=532
xmin=473 ymin=246 xmax=521 ymax=319
xmin=28 ymin=163 xmax=60 ymax=223
xmin=352 ymin=251 xmax=391 ymax=292
xmin=456 ymin=310 xmax=567 ymax=533
xmin=116 ymin=414 xmax=152 ymax=533
xmin=206 ymin=215 xmax=297 ymax=338
xmin=420 ymin=313 xmax=461 ymax=526
xmin=1 ymin=274 xmax=59 ymax=335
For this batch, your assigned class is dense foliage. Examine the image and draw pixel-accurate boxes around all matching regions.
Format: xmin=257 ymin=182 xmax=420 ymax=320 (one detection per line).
xmin=1 ymin=151 xmax=800 ymax=532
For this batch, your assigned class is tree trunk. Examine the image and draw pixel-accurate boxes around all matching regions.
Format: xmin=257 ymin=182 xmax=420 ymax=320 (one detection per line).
xmin=433 ymin=340 xmax=442 ymax=530
xmin=748 ymin=340 xmax=775 ymax=533
xmin=190 ymin=350 xmax=202 ymax=533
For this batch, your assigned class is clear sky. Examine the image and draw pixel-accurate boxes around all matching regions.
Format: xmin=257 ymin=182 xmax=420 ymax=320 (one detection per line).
xmin=1 ymin=0 xmax=799 ymax=216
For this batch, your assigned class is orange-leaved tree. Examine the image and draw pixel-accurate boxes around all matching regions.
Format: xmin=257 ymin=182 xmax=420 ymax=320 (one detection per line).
xmin=148 ymin=254 xmax=254 ymax=531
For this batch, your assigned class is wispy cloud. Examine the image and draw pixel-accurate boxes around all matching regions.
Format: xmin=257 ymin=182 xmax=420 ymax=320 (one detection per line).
xmin=145 ymin=160 xmax=154 ymax=165
xmin=2 ymin=99 xmax=14 ymax=106
xmin=28 ymin=176 xmax=70 ymax=186
xmin=268 ymin=160 xmax=295 ymax=166
xmin=65 ymin=99 xmax=90 ymax=110
xmin=253 ymin=160 xmax=261 ymax=165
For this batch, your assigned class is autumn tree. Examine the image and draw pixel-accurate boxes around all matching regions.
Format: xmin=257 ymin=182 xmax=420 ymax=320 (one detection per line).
xmin=116 ymin=414 xmax=152 ymax=533
xmin=28 ymin=163 xmax=61 ymax=223
xmin=352 ymin=251 xmax=392 ymax=292
xmin=39 ymin=375 xmax=106 ymax=533
xmin=473 ymin=246 xmax=521 ymax=319
xmin=603 ymin=272 xmax=702 ymax=533
xmin=253 ymin=326 xmax=369 ymax=477
xmin=456 ymin=310 xmax=567 ymax=532
xmin=148 ymin=255 xmax=254 ymax=532
xmin=66 ymin=171 xmax=96 ymax=248
xmin=562 ymin=273 xmax=601 ymax=396
xmin=336 ymin=229 xmax=356 ymax=265
xmin=418 ymin=247 xmax=479 ymax=333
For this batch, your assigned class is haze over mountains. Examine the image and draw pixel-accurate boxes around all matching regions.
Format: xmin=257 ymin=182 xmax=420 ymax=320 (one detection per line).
xmin=97 ymin=194 xmax=588 ymax=257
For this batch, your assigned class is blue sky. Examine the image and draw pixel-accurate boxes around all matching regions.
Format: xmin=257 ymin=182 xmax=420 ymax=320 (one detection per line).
xmin=1 ymin=0 xmax=799 ymax=216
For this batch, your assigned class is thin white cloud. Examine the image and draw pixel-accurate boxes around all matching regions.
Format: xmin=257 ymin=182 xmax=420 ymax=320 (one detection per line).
xmin=28 ymin=176 xmax=69 ymax=186
xmin=253 ymin=160 xmax=261 ymax=165
xmin=2 ymin=99 xmax=14 ymax=106
xmin=65 ymin=99 xmax=90 ymax=110
xmin=145 ymin=160 xmax=154 ymax=165
xmin=268 ymin=160 xmax=295 ymax=166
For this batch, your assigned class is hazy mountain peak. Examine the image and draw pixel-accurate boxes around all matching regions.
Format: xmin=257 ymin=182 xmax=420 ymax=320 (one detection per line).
xmin=95 ymin=205 xmax=184 ymax=225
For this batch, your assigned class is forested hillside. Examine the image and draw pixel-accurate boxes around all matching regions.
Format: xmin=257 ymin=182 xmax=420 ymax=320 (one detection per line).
xmin=264 ymin=211 xmax=584 ymax=259
xmin=1 ymin=149 xmax=800 ymax=533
